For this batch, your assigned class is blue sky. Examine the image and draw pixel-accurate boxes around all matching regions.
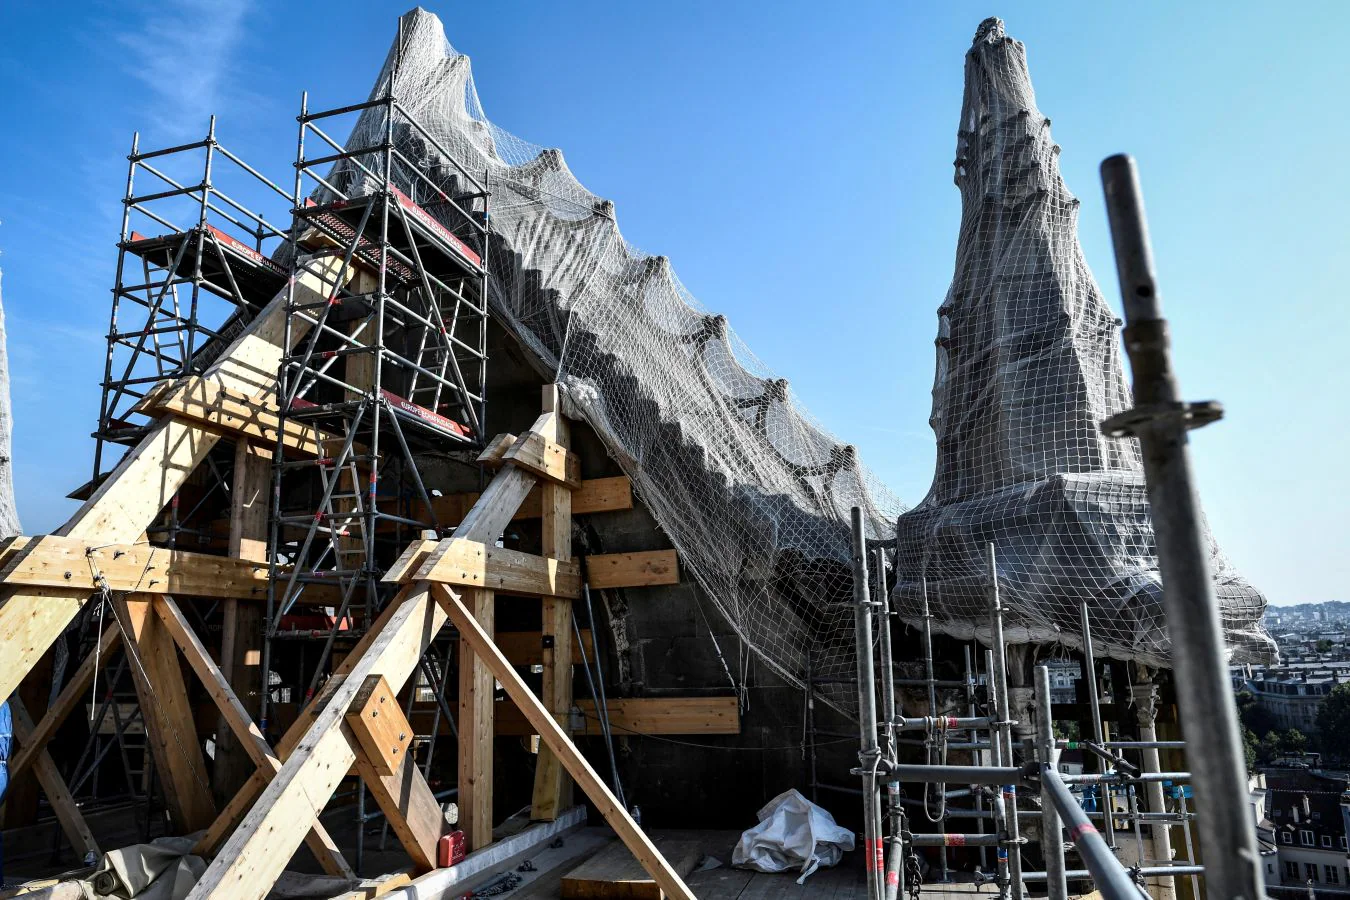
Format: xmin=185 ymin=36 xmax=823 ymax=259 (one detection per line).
xmin=0 ymin=1 xmax=1344 ymax=605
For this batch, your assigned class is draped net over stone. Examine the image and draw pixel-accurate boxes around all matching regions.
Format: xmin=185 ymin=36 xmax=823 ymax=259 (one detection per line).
xmin=322 ymin=9 xmax=904 ymax=710
xmin=891 ymin=18 xmax=1273 ymax=666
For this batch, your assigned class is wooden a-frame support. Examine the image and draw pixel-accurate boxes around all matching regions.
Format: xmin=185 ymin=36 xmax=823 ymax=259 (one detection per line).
xmin=0 ymin=242 xmax=690 ymax=897
xmin=0 ymin=253 xmax=356 ymax=871
xmin=184 ymin=402 xmax=695 ymax=900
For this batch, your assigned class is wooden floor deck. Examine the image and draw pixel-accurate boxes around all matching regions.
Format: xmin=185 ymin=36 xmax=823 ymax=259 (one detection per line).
xmin=494 ymin=828 xmax=868 ymax=900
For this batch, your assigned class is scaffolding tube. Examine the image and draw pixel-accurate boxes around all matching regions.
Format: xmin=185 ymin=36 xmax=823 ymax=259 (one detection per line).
xmin=1100 ymin=154 xmax=1264 ymax=900
xmin=1035 ymin=667 xmax=1068 ymax=900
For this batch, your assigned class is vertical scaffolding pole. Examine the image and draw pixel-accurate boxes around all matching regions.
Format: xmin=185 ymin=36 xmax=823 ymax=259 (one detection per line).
xmin=851 ymin=507 xmax=884 ymax=900
xmin=875 ymin=546 xmax=903 ymax=900
xmin=1101 ymin=154 xmax=1264 ymax=900
xmin=1081 ymin=599 xmax=1116 ymax=850
xmin=987 ymin=543 xmax=1023 ymax=899
xmin=1035 ymin=666 xmax=1068 ymax=900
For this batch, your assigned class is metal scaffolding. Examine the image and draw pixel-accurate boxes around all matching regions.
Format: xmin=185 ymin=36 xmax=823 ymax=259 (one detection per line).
xmin=92 ymin=118 xmax=292 ymax=492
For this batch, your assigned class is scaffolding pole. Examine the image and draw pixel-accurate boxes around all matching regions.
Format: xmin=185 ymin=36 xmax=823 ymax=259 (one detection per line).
xmin=1100 ymin=154 xmax=1265 ymax=900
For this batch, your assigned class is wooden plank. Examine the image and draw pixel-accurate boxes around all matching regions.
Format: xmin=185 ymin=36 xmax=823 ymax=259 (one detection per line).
xmin=0 ymin=253 xmax=350 ymax=704
xmin=216 ymin=440 xmax=270 ymax=804
xmin=458 ymin=588 xmax=495 ymax=851
xmin=477 ymin=432 xmax=517 ymax=465
xmin=114 ymin=595 xmax=217 ymax=833
xmin=493 ymin=697 xmax=741 ymax=738
xmin=9 ymin=697 xmax=100 ymax=860
xmin=151 ymin=595 xmax=353 ymax=879
xmin=561 ymin=838 xmax=702 ymax=900
xmin=345 ymin=675 xmax=413 ymax=777
xmin=9 ymin=620 xmax=121 ymax=781
xmin=139 ymin=377 xmax=343 ymax=458
xmin=415 ymin=476 xmax=632 ymax=528
xmin=585 ymin=551 xmax=679 ymax=590
xmin=533 ymin=383 xmax=574 ymax=821
xmin=434 ymin=583 xmax=696 ymax=900
xmin=0 ymin=535 xmax=334 ymax=604
xmin=503 ymin=430 xmax=581 ymax=489
xmin=413 ymin=538 xmax=581 ymax=599
xmin=495 ymin=629 xmax=593 ymax=667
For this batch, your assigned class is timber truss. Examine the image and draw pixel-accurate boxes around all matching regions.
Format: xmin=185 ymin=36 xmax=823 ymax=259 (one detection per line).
xmin=0 ymin=244 xmax=706 ymax=898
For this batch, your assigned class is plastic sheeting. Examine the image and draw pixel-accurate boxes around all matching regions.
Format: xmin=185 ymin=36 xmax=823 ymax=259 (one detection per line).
xmin=323 ymin=9 xmax=905 ymax=713
xmin=891 ymin=18 xmax=1273 ymax=666
xmin=732 ymin=789 xmax=855 ymax=883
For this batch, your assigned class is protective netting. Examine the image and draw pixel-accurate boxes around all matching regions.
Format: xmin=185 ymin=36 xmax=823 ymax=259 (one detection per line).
xmin=327 ymin=9 xmax=905 ymax=711
xmin=891 ymin=18 xmax=1274 ymax=666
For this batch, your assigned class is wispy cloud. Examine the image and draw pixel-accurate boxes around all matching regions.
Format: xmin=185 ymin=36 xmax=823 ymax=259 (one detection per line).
xmin=114 ymin=0 xmax=254 ymax=140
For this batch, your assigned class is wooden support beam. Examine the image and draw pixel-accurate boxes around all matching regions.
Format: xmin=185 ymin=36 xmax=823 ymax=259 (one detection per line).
xmin=186 ymin=428 xmax=548 ymax=899
xmin=457 ymin=588 xmax=495 ymax=851
xmin=493 ymin=629 xmax=593 ymax=667
xmin=533 ymin=383 xmax=573 ymax=821
xmin=410 ymin=538 xmax=581 ymax=599
xmin=151 ymin=595 xmax=353 ymax=878
xmin=494 ymin=696 xmax=742 ymax=738
xmin=433 ymin=583 xmax=695 ymax=900
xmin=561 ymin=837 xmax=702 ymax=900
xmin=348 ymin=675 xmax=446 ymax=871
xmin=114 ymin=595 xmax=217 ymax=833
xmin=404 ymin=475 xmax=632 ymax=530
xmin=10 ymin=697 xmax=100 ymax=860
xmin=585 ymin=550 xmax=679 ymax=590
xmin=345 ymin=676 xmax=413 ymax=777
xmin=9 ymin=621 xmax=122 ymax=781
xmin=136 ymin=377 xmax=344 ymax=459
xmin=0 ymin=535 xmax=334 ymax=604
xmin=186 ymin=584 xmax=445 ymax=900
xmin=0 ymin=254 xmax=351 ymax=704
xmin=501 ymin=431 xmax=581 ymax=489
xmin=216 ymin=441 xmax=270 ymax=805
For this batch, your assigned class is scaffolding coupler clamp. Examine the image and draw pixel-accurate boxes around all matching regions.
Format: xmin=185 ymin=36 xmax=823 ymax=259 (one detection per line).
xmin=1100 ymin=399 xmax=1223 ymax=438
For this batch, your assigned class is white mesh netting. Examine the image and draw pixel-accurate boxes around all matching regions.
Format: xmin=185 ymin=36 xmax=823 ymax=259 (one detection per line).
xmin=891 ymin=18 xmax=1274 ymax=667
xmin=326 ymin=9 xmax=905 ymax=711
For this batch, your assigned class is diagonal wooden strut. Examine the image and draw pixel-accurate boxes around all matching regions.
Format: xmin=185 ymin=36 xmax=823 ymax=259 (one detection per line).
xmin=151 ymin=594 xmax=354 ymax=878
xmin=187 ymin=436 xmax=541 ymax=899
xmin=433 ymin=582 xmax=695 ymax=900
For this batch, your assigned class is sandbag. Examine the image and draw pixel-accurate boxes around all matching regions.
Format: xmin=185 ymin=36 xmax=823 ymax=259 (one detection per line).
xmin=732 ymin=789 xmax=854 ymax=883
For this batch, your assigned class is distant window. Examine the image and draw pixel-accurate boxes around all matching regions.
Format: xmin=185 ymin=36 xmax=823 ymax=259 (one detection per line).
xmin=1303 ymin=829 xmax=1316 ymax=846
xmin=1329 ymin=866 xmax=1341 ymax=885
xmin=1323 ymin=835 xmax=1333 ymax=848
xmin=1309 ymin=862 xmax=1320 ymax=882
xmin=1287 ymin=860 xmax=1302 ymax=879
xmin=1281 ymin=832 xmax=1293 ymax=844
xmin=1313 ymin=812 xmax=1323 ymax=821
xmin=1341 ymin=836 xmax=1347 ymax=849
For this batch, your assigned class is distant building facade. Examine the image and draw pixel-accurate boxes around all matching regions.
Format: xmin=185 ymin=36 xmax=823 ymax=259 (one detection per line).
xmin=1235 ymin=665 xmax=1350 ymax=734
xmin=1263 ymin=767 xmax=1350 ymax=888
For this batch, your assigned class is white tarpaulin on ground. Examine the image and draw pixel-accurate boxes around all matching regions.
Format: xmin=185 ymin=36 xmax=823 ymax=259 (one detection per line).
xmin=732 ymin=789 xmax=855 ymax=883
